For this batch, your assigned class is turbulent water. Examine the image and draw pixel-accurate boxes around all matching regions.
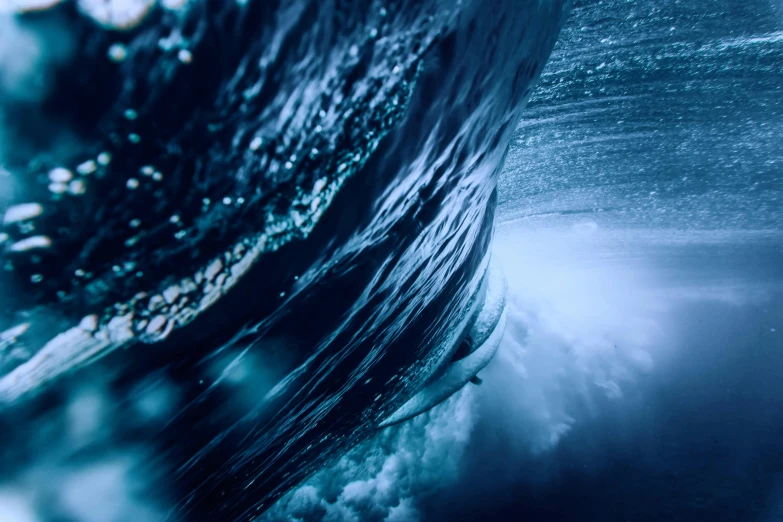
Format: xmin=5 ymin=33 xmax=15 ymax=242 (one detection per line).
xmin=263 ymin=1 xmax=783 ymax=521
xmin=501 ymin=0 xmax=782 ymax=232
xmin=0 ymin=0 xmax=781 ymax=521
xmin=0 ymin=1 xmax=570 ymax=520
xmin=433 ymin=1 xmax=783 ymax=521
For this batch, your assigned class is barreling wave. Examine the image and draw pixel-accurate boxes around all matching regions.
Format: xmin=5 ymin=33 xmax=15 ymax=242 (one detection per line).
xmin=0 ymin=0 xmax=570 ymax=519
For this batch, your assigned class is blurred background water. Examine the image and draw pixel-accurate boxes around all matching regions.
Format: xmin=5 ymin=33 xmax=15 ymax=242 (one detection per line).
xmin=424 ymin=0 xmax=783 ymax=520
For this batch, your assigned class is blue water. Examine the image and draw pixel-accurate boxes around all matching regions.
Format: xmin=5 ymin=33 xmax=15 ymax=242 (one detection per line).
xmin=0 ymin=1 xmax=568 ymax=520
xmin=0 ymin=0 xmax=781 ymax=521
xmin=429 ymin=1 xmax=783 ymax=520
xmin=268 ymin=1 xmax=783 ymax=520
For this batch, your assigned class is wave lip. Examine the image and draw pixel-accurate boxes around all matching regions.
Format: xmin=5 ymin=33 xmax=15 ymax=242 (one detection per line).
xmin=379 ymin=255 xmax=507 ymax=428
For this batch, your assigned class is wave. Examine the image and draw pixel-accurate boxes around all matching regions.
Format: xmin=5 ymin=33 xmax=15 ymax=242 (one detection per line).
xmin=0 ymin=0 xmax=570 ymax=519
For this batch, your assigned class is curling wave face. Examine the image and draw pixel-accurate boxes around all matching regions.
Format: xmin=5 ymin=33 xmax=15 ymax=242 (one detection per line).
xmin=0 ymin=0 xmax=569 ymax=519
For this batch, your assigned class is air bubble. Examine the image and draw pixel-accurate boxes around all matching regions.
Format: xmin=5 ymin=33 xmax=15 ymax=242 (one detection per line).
xmin=68 ymin=180 xmax=86 ymax=195
xmin=49 ymin=182 xmax=67 ymax=194
xmin=97 ymin=152 xmax=112 ymax=166
xmin=3 ymin=203 xmax=43 ymax=224
xmin=10 ymin=236 xmax=52 ymax=252
xmin=178 ymin=49 xmax=193 ymax=64
xmin=107 ymin=43 xmax=127 ymax=62
xmin=76 ymin=160 xmax=97 ymax=175
xmin=48 ymin=168 xmax=73 ymax=183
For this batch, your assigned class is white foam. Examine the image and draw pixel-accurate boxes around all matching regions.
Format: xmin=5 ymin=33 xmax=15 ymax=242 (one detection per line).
xmin=77 ymin=0 xmax=155 ymax=30
xmin=262 ymin=389 xmax=476 ymax=522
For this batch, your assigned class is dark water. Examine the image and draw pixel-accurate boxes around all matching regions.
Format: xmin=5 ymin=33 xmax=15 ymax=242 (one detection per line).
xmin=0 ymin=1 xmax=569 ymax=520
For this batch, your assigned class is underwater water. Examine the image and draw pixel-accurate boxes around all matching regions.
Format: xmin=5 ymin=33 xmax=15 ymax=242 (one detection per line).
xmin=268 ymin=0 xmax=783 ymax=520
xmin=0 ymin=0 xmax=781 ymax=521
